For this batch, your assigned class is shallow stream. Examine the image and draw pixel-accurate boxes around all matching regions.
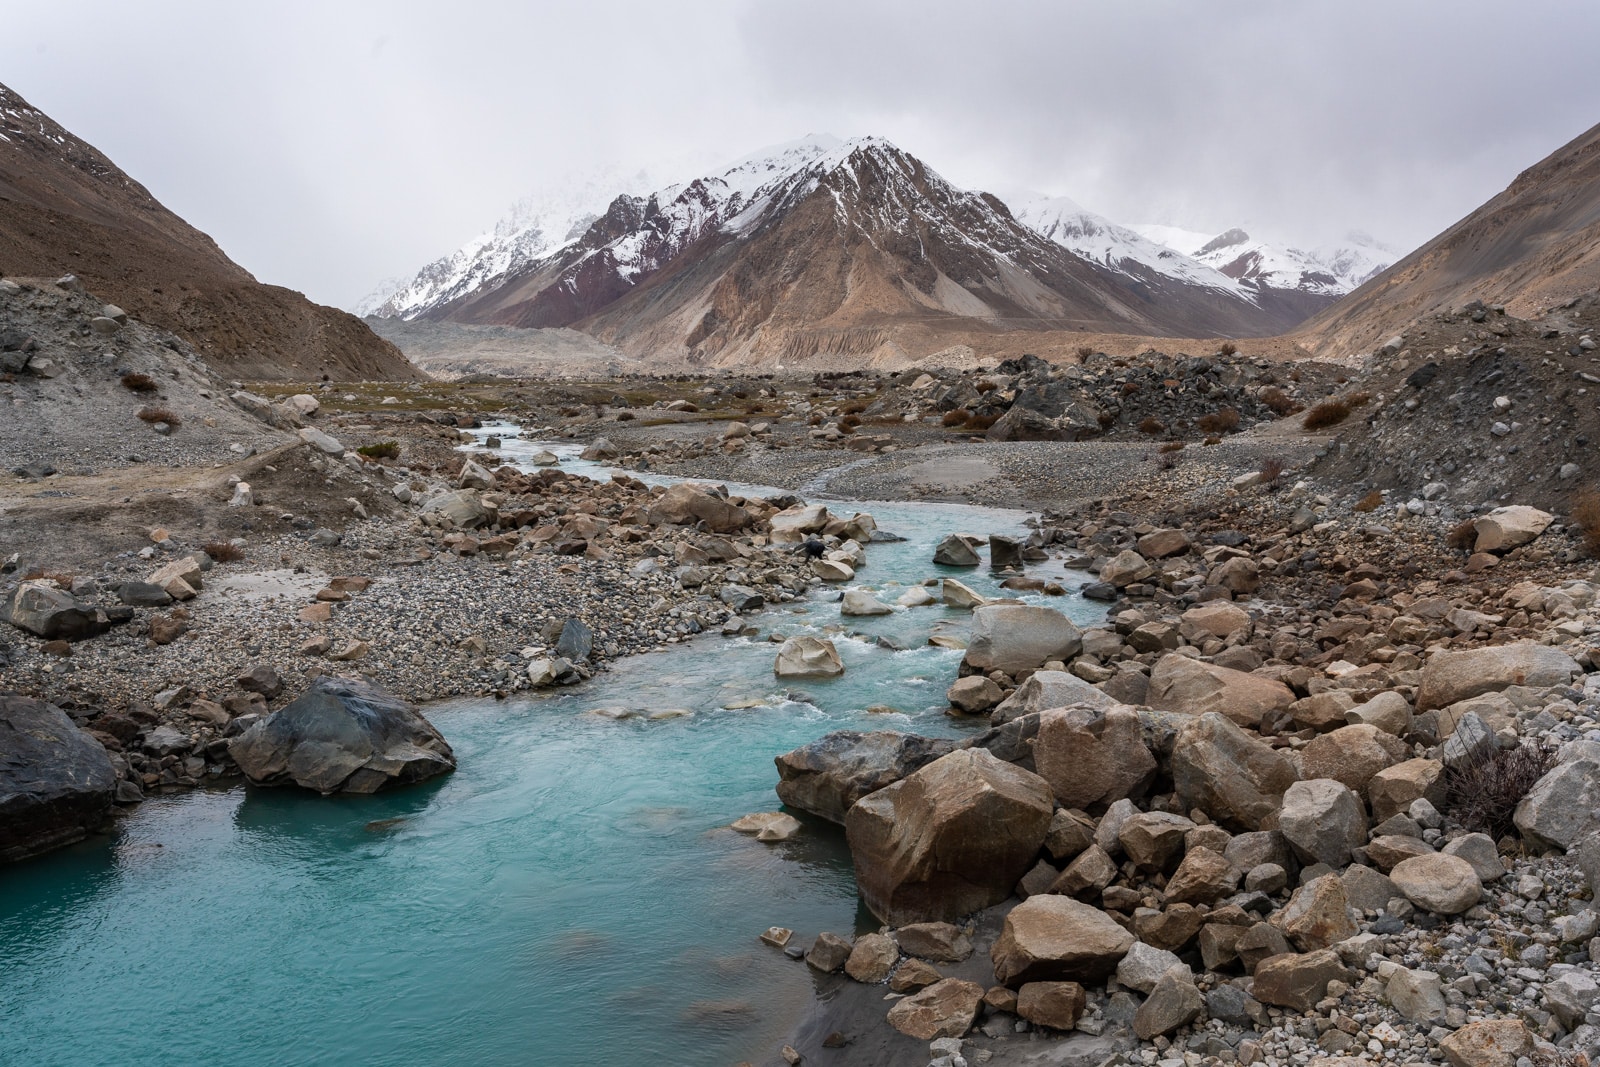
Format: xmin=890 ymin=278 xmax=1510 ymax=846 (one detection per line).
xmin=0 ymin=427 xmax=1100 ymax=1066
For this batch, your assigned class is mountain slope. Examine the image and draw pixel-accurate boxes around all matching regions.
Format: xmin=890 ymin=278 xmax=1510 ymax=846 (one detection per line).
xmin=413 ymin=136 xmax=1295 ymax=365
xmin=0 ymin=81 xmax=419 ymax=381
xmin=1298 ymin=120 xmax=1600 ymax=357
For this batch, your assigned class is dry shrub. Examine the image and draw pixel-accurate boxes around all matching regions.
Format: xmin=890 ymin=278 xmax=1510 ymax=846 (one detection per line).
xmin=1197 ymin=407 xmax=1240 ymax=434
xmin=1346 ymin=391 xmax=1372 ymax=407
xmin=1302 ymin=399 xmax=1352 ymax=430
xmin=1218 ymin=341 xmax=1238 ymax=357
xmin=1076 ymin=345 xmax=1094 ymax=359
xmin=1444 ymin=741 xmax=1555 ymax=840
xmin=357 ymin=441 xmax=400 ymax=459
xmin=843 ymin=401 xmax=869 ymax=414
xmin=1202 ymin=435 xmax=1222 ymax=446
xmin=136 ymin=406 xmax=181 ymax=427
xmin=1259 ymin=456 xmax=1287 ymax=487
xmin=559 ymin=406 xmax=582 ymax=418
xmin=677 ymin=401 xmax=700 ymax=413
xmin=1447 ymin=517 xmax=1478 ymax=553
xmin=975 ymin=380 xmax=997 ymax=394
xmin=615 ymin=410 xmax=635 ymax=421
xmin=1573 ymin=490 xmax=1600 ymax=557
xmin=1096 ymin=410 xmax=1116 ymax=430
xmin=964 ymin=412 xmax=999 ymax=432
xmin=942 ymin=409 xmax=970 ymax=428
xmin=1121 ymin=382 xmax=1140 ymax=396
xmin=1353 ymin=489 xmax=1384 ymax=513
xmin=840 ymin=413 xmax=862 ymax=430
xmin=1158 ymin=440 xmax=1185 ymax=454
xmin=1260 ymin=386 xmax=1299 ymax=416
xmin=1138 ymin=416 xmax=1166 ymax=435
xmin=202 ymin=541 xmax=244 ymax=563
xmin=121 ymin=372 xmax=158 ymax=393
xmin=808 ymin=413 xmax=824 ymax=426
xmin=1155 ymin=449 xmax=1182 ymax=471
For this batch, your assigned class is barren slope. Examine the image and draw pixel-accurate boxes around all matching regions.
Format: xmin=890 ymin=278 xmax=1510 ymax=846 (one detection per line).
xmin=1300 ymin=120 xmax=1600 ymax=358
xmin=0 ymin=82 xmax=420 ymax=381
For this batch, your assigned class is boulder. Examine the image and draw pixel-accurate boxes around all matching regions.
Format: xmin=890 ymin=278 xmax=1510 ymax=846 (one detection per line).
xmin=297 ymin=426 xmax=345 ymax=455
xmin=885 ymin=978 xmax=985 ymax=1040
xmin=847 ymin=749 xmax=1053 ymax=924
xmin=1367 ymin=758 xmax=1447 ymax=821
xmin=227 ymin=676 xmax=455 ymax=795
xmin=812 ymin=559 xmax=854 ymax=582
xmin=895 ymin=922 xmax=973 ymax=963
xmin=947 ymin=676 xmax=1003 ymax=714
xmin=1279 ymin=779 xmax=1368 ymax=868
xmin=840 ymin=589 xmax=893 ymax=616
xmin=1118 ymin=810 xmax=1195 ymax=872
xmin=774 ymin=730 xmax=955 ymax=824
xmin=773 ymin=636 xmax=844 ymax=678
xmin=0 ymin=694 xmax=116 ymax=862
xmin=1545 ymin=970 xmax=1600 ymax=1030
xmin=769 ymin=503 xmax=830 ymax=543
xmin=1340 ymin=864 xmax=1398 ymax=913
xmin=1137 ymin=529 xmax=1191 ymax=559
xmin=933 ymin=534 xmax=981 ymax=567
xmin=1171 ymin=713 xmax=1299 ymax=831
xmin=1439 ymin=1019 xmax=1533 ymax=1067
xmin=1515 ymin=746 xmax=1600 ymax=850
xmin=844 ymin=932 xmax=899 ymax=983
xmin=1287 ymin=691 xmax=1357 ymax=733
xmin=1271 ymin=874 xmax=1357 ymax=950
xmin=1050 ymin=844 xmax=1117 ymax=899
xmin=646 ymin=483 xmax=749 ymax=534
xmin=1389 ymin=853 xmax=1482 ymax=914
xmin=1472 ymin=505 xmax=1553 ymax=553
xmin=420 ymin=489 xmax=491 ymax=529
xmin=991 ymin=670 xmax=1115 ymax=724
xmin=1386 ymin=965 xmax=1446 ymax=1023
xmin=1016 ymin=981 xmax=1087 ymax=1031
xmin=1164 ymin=846 xmax=1240 ymax=904
xmin=1299 ymin=725 xmax=1406 ymax=792
xmin=1252 ymin=950 xmax=1353 ymax=1011
xmin=1133 ymin=968 xmax=1204 ymax=1039
xmin=963 ymin=604 xmax=1082 ymax=674
xmin=4 ymin=582 xmax=104 ymax=641
xmin=1033 ymin=706 xmax=1157 ymax=810
xmin=989 ymin=535 xmax=1024 ymax=570
xmin=805 ymin=932 xmax=853 ymax=973
xmin=1442 ymin=833 xmax=1505 ymax=882
xmin=456 ymin=459 xmax=495 ymax=490
xmin=577 ymin=436 xmax=618 ymax=460
xmin=1099 ymin=550 xmax=1152 ymax=588
xmin=1146 ymin=654 xmax=1293 ymax=728
xmin=940 ymin=578 xmax=987 ymax=609
xmin=1179 ymin=601 xmax=1252 ymax=641
xmin=1415 ymin=641 xmax=1580 ymax=711
xmin=991 ymin=895 xmax=1135 ymax=986
xmin=1116 ymin=941 xmax=1184 ymax=994
xmin=1347 ymin=691 xmax=1413 ymax=736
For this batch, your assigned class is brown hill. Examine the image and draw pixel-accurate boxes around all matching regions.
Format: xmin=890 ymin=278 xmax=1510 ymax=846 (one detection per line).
xmin=1300 ymin=120 xmax=1600 ymax=358
xmin=425 ymin=139 xmax=1296 ymax=368
xmin=0 ymin=81 xmax=419 ymax=381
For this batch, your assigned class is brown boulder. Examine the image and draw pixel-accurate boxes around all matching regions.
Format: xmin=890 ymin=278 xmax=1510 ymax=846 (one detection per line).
xmin=991 ymin=895 xmax=1135 ymax=987
xmin=1252 ymin=950 xmax=1353 ymax=1011
xmin=885 ymin=978 xmax=985 ymax=1040
xmin=1270 ymin=874 xmax=1357 ymax=951
xmin=1033 ymin=705 xmax=1157 ymax=810
xmin=1016 ymin=981 xmax=1087 ymax=1030
xmin=1147 ymin=654 xmax=1293 ymax=728
xmin=1299 ymin=724 xmax=1407 ymax=792
xmin=1171 ymin=713 xmax=1299 ymax=831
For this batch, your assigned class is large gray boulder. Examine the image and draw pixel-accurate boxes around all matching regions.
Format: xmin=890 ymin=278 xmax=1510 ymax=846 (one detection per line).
xmin=963 ymin=604 xmax=1082 ymax=675
xmin=991 ymin=670 xmax=1115 ymax=725
xmin=773 ymin=636 xmax=844 ymax=678
xmin=228 ymin=676 xmax=456 ymax=795
xmin=847 ymin=748 xmax=1053 ymax=925
xmin=1 ymin=693 xmax=116 ymax=862
xmin=1171 ymin=713 xmax=1298 ymax=831
xmin=1514 ymin=743 xmax=1600 ymax=850
xmin=1472 ymin=506 xmax=1553 ymax=554
xmin=774 ymin=730 xmax=956 ymax=824
xmin=5 ymin=582 xmax=105 ymax=641
xmin=1415 ymin=641 xmax=1580 ymax=711
xmin=420 ymin=489 xmax=491 ymax=529
xmin=1279 ymin=779 xmax=1368 ymax=868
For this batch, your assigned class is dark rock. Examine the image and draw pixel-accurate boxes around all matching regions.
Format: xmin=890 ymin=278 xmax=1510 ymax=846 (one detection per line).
xmin=1 ymin=693 xmax=116 ymax=862
xmin=774 ymin=730 xmax=956 ymax=824
xmin=5 ymin=582 xmax=106 ymax=641
xmin=116 ymin=582 xmax=172 ymax=608
xmin=554 ymin=617 xmax=594 ymax=662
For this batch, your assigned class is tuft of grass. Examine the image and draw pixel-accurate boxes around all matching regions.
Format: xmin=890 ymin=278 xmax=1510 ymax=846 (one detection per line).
xmin=975 ymin=380 xmax=997 ymax=394
xmin=1259 ymin=456 xmax=1287 ymax=488
xmin=1447 ymin=517 xmax=1478 ymax=553
xmin=1121 ymin=382 xmax=1140 ymax=396
xmin=1138 ymin=416 xmax=1165 ymax=435
xmin=964 ymin=412 xmax=999 ymax=432
xmin=840 ymin=413 xmax=862 ymax=430
xmin=1444 ymin=741 xmax=1555 ymax=840
xmin=1076 ymin=345 xmax=1094 ymax=359
xmin=942 ymin=409 xmax=970 ymax=428
xmin=1197 ymin=407 xmax=1240 ymax=434
xmin=1158 ymin=440 xmax=1185 ymax=454
xmin=615 ymin=410 xmax=635 ymax=421
xmin=120 ymin=372 xmax=158 ymax=393
xmin=202 ymin=541 xmax=244 ymax=562
xmin=1573 ymin=490 xmax=1600 ymax=557
xmin=1260 ymin=386 xmax=1299 ymax=416
xmin=1218 ymin=341 xmax=1238 ymax=357
xmin=357 ymin=441 xmax=400 ymax=460
xmin=136 ymin=406 xmax=180 ymax=427
xmin=1303 ymin=399 xmax=1352 ymax=430
xmin=1354 ymin=489 xmax=1384 ymax=513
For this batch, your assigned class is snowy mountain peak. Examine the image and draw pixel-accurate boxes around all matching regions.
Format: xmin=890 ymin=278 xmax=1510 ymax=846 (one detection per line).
xmin=1131 ymin=223 xmax=1396 ymax=297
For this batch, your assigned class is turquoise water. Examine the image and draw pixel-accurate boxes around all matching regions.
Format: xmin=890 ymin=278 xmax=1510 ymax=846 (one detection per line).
xmin=0 ymin=429 xmax=1101 ymax=1067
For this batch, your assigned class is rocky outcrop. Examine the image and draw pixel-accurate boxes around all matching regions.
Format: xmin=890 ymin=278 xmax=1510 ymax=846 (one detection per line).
xmin=228 ymin=676 xmax=455 ymax=795
xmin=0 ymin=693 xmax=116 ymax=861
xmin=774 ymin=730 xmax=956 ymax=824
xmin=846 ymin=749 xmax=1053 ymax=924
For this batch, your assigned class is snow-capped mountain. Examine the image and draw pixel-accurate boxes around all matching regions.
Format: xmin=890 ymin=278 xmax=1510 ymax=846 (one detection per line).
xmin=359 ymin=164 xmax=656 ymax=319
xmin=1131 ymin=224 xmax=1396 ymax=297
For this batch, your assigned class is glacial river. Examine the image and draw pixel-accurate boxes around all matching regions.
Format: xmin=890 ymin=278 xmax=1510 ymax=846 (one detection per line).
xmin=0 ymin=427 xmax=1101 ymax=1067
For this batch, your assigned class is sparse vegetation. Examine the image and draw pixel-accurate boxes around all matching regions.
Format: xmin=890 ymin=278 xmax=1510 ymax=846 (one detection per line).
xmin=840 ymin=413 xmax=862 ymax=430
xmin=1354 ymin=489 xmax=1385 ymax=512
xmin=1444 ymin=740 xmax=1556 ymax=839
xmin=1197 ymin=407 xmax=1240 ymax=434
xmin=1121 ymin=382 xmax=1140 ymax=396
xmin=1138 ymin=416 xmax=1166 ymax=435
xmin=1447 ymin=517 xmax=1479 ymax=553
xmin=357 ymin=441 xmax=401 ymax=460
xmin=202 ymin=541 xmax=245 ymax=563
xmin=1573 ymin=490 xmax=1600 ymax=557
xmin=136 ymin=406 xmax=180 ymax=427
xmin=1217 ymin=341 xmax=1237 ymax=357
xmin=1202 ymin=435 xmax=1222 ymax=446
xmin=1155 ymin=449 xmax=1182 ymax=470
xmin=1260 ymin=386 xmax=1299 ymax=416
xmin=942 ymin=409 xmax=970 ymax=428
xmin=963 ymin=412 xmax=999 ymax=432
xmin=1303 ymin=399 xmax=1352 ymax=430
xmin=975 ymin=380 xmax=997 ymax=394
xmin=615 ymin=410 xmax=635 ymax=421
xmin=1258 ymin=456 xmax=1287 ymax=488
xmin=1076 ymin=345 xmax=1094 ymax=359
xmin=1158 ymin=440 xmax=1185 ymax=454
xmin=120 ymin=372 xmax=158 ymax=393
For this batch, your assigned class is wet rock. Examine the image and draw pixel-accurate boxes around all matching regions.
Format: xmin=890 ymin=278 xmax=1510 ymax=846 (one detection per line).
xmin=963 ymin=604 xmax=1082 ymax=674
xmin=1171 ymin=713 xmax=1298 ymax=831
xmin=844 ymin=932 xmax=899 ymax=983
xmin=1146 ymin=654 xmax=1293 ymax=728
xmin=773 ymin=636 xmax=844 ymax=678
xmin=0 ymin=694 xmax=116 ymax=862
xmin=947 ymin=675 xmax=1003 ymax=714
xmin=1100 ymin=549 xmax=1152 ymax=588
xmin=991 ymin=895 xmax=1135 ymax=986
xmin=1415 ymin=640 xmax=1580 ymax=710
xmin=939 ymin=578 xmax=987 ymax=609
xmin=989 ymin=535 xmax=1024 ymax=569
xmin=774 ymin=730 xmax=955 ymax=824
xmin=1389 ymin=853 xmax=1482 ymax=914
xmin=885 ymin=978 xmax=984 ymax=1040
xmin=228 ymin=676 xmax=455 ymax=795
xmin=840 ymin=589 xmax=893 ymax=617
xmin=579 ymin=437 xmax=618 ymax=461
xmin=805 ymin=932 xmax=852 ymax=973
xmin=1033 ymin=705 xmax=1157 ymax=810
xmin=933 ymin=534 xmax=981 ymax=567
xmin=769 ymin=503 xmax=830 ymax=544
xmin=847 ymin=748 xmax=1053 ymax=924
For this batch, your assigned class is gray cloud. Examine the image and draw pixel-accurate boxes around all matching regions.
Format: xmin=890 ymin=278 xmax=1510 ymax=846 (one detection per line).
xmin=3 ymin=0 xmax=1595 ymax=308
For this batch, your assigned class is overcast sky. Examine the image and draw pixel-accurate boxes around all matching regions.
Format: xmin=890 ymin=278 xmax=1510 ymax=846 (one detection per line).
xmin=3 ymin=0 xmax=1596 ymax=310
